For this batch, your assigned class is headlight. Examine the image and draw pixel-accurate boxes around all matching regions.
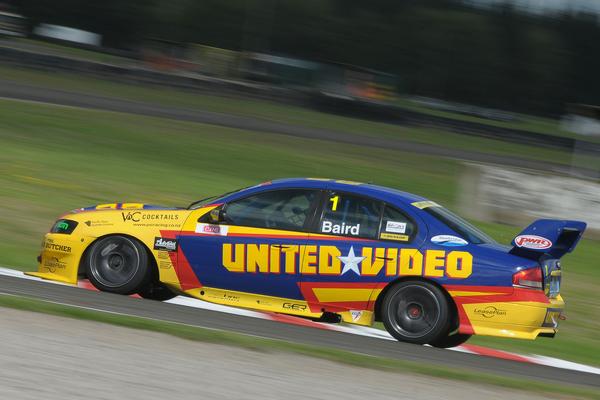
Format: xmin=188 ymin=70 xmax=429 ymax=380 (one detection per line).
xmin=50 ymin=219 xmax=78 ymax=234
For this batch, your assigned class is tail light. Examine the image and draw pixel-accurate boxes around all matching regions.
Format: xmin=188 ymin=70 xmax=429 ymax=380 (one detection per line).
xmin=513 ymin=267 xmax=543 ymax=289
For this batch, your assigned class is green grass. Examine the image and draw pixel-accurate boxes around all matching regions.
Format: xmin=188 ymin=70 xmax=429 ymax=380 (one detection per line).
xmin=2 ymin=294 xmax=598 ymax=399
xmin=2 ymin=64 xmax=598 ymax=170
xmin=395 ymin=97 xmax=578 ymax=140
xmin=1 ymin=97 xmax=599 ymax=367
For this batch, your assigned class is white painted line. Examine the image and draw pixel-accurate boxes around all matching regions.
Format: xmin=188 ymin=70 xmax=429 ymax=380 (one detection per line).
xmin=165 ymin=296 xmax=266 ymax=319
xmin=527 ymin=354 xmax=600 ymax=376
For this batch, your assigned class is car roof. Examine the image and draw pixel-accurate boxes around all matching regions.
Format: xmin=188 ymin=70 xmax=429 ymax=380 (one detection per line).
xmin=245 ymin=178 xmax=429 ymax=206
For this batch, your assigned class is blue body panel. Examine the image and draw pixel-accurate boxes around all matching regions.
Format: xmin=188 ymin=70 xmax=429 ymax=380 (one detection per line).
xmin=179 ymin=179 xmax=584 ymax=298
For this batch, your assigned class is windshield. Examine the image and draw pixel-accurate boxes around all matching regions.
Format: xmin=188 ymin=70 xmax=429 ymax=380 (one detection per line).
xmin=424 ymin=206 xmax=495 ymax=245
xmin=187 ymin=185 xmax=252 ymax=209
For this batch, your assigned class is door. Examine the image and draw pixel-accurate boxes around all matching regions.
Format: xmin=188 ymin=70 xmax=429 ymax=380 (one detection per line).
xmin=178 ymin=188 xmax=320 ymax=299
xmin=300 ymin=190 xmax=421 ymax=312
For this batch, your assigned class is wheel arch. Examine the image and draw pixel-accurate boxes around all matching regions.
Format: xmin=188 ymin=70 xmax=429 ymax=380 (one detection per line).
xmin=373 ymin=276 xmax=460 ymax=332
xmin=77 ymin=233 xmax=159 ymax=281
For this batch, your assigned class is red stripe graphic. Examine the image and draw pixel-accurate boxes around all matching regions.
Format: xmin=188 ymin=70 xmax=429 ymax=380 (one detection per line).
xmin=77 ymin=279 xmax=141 ymax=298
xmin=460 ymin=344 xmax=534 ymax=363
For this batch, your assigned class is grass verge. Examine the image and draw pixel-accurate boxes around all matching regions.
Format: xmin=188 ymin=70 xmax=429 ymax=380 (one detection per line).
xmin=1 ymin=65 xmax=597 ymax=169
xmin=1 ymin=294 xmax=598 ymax=400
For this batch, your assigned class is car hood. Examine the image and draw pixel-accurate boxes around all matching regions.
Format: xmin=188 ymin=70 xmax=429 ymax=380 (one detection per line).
xmin=73 ymin=203 xmax=181 ymax=213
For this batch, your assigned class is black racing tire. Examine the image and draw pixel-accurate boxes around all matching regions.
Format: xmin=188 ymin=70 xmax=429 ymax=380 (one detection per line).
xmin=429 ymin=333 xmax=472 ymax=348
xmin=138 ymin=283 xmax=177 ymax=301
xmin=85 ymin=235 xmax=151 ymax=295
xmin=381 ymin=280 xmax=451 ymax=345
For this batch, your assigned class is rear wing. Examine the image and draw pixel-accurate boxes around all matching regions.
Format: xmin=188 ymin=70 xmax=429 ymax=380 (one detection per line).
xmin=510 ymin=219 xmax=587 ymax=260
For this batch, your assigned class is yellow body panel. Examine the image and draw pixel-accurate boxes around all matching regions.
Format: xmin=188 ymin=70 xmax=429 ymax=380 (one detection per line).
xmin=463 ymin=296 xmax=564 ymax=339
xmin=184 ymin=286 xmax=374 ymax=325
xmin=27 ymin=206 xmax=205 ymax=286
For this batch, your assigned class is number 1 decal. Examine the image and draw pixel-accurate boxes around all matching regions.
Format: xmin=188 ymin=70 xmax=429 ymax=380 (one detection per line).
xmin=329 ymin=195 xmax=339 ymax=211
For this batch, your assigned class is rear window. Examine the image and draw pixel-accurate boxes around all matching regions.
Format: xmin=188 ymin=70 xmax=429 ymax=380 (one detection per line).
xmin=424 ymin=206 xmax=494 ymax=245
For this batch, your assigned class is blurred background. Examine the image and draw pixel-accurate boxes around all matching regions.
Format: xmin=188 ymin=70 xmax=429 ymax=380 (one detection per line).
xmin=0 ymin=0 xmax=599 ymax=366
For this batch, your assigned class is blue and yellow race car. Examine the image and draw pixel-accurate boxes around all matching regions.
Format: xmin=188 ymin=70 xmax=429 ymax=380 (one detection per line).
xmin=30 ymin=178 xmax=586 ymax=347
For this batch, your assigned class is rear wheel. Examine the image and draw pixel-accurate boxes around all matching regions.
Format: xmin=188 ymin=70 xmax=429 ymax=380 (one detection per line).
xmin=381 ymin=281 xmax=451 ymax=345
xmin=85 ymin=235 xmax=151 ymax=295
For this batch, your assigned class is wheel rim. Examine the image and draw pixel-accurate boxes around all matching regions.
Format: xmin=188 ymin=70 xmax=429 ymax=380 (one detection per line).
xmin=89 ymin=236 xmax=140 ymax=288
xmin=386 ymin=284 xmax=441 ymax=339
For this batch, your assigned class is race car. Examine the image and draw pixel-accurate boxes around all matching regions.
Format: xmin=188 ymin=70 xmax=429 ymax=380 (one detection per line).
xmin=29 ymin=178 xmax=586 ymax=347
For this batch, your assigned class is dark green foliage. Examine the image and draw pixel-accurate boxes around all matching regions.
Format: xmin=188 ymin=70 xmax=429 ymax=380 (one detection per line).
xmin=14 ymin=0 xmax=600 ymax=115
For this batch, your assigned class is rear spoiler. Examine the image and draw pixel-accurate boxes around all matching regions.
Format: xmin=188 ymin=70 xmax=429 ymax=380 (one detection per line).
xmin=510 ymin=219 xmax=587 ymax=260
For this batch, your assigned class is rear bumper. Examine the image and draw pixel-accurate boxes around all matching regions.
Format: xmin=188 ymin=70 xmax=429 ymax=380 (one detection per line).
xmin=459 ymin=295 xmax=564 ymax=340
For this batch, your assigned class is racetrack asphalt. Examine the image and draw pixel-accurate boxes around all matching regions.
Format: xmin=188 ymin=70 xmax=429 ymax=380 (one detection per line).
xmin=1 ymin=307 xmax=553 ymax=400
xmin=1 ymin=275 xmax=598 ymax=389
xmin=0 ymin=78 xmax=594 ymax=178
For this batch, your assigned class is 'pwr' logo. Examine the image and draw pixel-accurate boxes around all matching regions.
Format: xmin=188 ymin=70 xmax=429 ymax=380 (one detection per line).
xmin=515 ymin=235 xmax=552 ymax=250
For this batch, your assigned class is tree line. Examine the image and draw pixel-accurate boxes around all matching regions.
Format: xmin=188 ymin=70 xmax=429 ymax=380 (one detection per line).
xmin=15 ymin=0 xmax=600 ymax=116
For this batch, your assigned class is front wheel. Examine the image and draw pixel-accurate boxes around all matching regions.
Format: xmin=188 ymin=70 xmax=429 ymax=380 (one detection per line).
xmin=381 ymin=281 xmax=451 ymax=345
xmin=85 ymin=235 xmax=151 ymax=295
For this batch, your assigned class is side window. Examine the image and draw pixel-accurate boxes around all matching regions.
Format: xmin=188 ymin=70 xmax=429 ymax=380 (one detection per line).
xmin=319 ymin=192 xmax=382 ymax=239
xmin=379 ymin=205 xmax=415 ymax=242
xmin=225 ymin=189 xmax=317 ymax=231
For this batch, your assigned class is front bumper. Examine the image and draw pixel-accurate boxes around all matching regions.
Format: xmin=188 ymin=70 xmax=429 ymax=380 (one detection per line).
xmin=25 ymin=233 xmax=85 ymax=285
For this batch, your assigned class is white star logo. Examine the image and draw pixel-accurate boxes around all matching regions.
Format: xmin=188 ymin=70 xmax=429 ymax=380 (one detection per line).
xmin=338 ymin=246 xmax=365 ymax=276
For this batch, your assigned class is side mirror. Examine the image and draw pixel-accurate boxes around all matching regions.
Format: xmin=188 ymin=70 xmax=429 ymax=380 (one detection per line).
xmin=208 ymin=207 xmax=227 ymax=224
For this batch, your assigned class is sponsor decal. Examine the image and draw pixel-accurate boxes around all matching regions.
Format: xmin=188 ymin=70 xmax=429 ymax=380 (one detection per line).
xmin=196 ymin=223 xmax=229 ymax=236
xmin=431 ymin=235 xmax=468 ymax=247
xmin=385 ymin=221 xmax=407 ymax=234
xmin=221 ymin=243 xmax=472 ymax=278
xmin=44 ymin=241 xmax=71 ymax=253
xmin=350 ymin=310 xmax=363 ymax=322
xmin=158 ymin=261 xmax=172 ymax=269
xmin=282 ymin=303 xmax=307 ymax=311
xmin=122 ymin=211 xmax=141 ymax=222
xmin=122 ymin=212 xmax=179 ymax=223
xmin=154 ymin=237 xmax=178 ymax=252
xmin=157 ymin=251 xmax=170 ymax=259
xmin=142 ymin=214 xmax=179 ymax=220
xmin=321 ymin=221 xmax=360 ymax=236
xmin=380 ymin=233 xmax=409 ymax=242
xmin=514 ymin=235 xmax=553 ymax=250
xmin=56 ymin=221 xmax=69 ymax=231
xmin=411 ymin=201 xmax=440 ymax=209
xmin=219 ymin=293 xmax=240 ymax=303
xmin=43 ymin=257 xmax=67 ymax=273
xmin=474 ymin=306 xmax=507 ymax=318
xmin=84 ymin=220 xmax=112 ymax=227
